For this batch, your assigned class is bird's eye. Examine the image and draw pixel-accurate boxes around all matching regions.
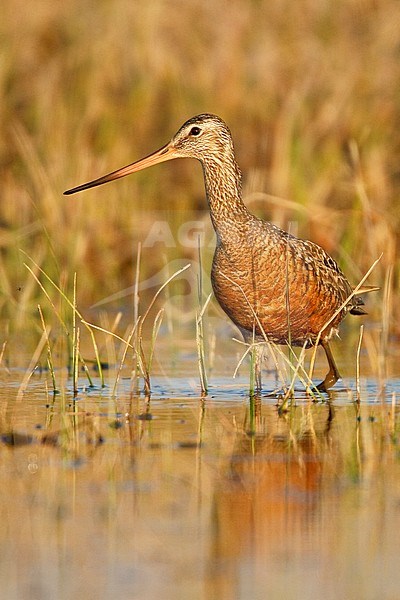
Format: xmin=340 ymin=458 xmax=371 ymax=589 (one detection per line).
xmin=189 ymin=126 xmax=201 ymax=136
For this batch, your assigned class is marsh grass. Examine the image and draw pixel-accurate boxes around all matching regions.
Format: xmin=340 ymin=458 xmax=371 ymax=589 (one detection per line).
xmin=356 ymin=325 xmax=364 ymax=403
xmin=16 ymin=240 xmax=387 ymax=404
xmin=1 ymin=0 xmax=398 ymax=391
xmin=25 ymin=261 xmax=192 ymax=399
xmin=2 ymin=1 xmax=396 ymax=311
xmin=196 ymin=241 xmax=212 ymax=395
xmin=379 ymin=264 xmax=394 ymax=389
xmin=248 ymin=336 xmax=258 ymax=399
xmin=16 ymin=329 xmax=48 ymax=403
xmin=37 ymin=304 xmax=58 ymax=394
xmin=24 ymin=256 xmax=99 ymax=386
xmin=135 ymin=263 xmax=191 ymax=395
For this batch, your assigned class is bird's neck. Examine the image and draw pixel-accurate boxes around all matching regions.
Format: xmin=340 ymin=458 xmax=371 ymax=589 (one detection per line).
xmin=201 ymin=156 xmax=251 ymax=241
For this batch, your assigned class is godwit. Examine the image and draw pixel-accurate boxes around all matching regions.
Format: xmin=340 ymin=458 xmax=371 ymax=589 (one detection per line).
xmin=64 ymin=114 xmax=376 ymax=392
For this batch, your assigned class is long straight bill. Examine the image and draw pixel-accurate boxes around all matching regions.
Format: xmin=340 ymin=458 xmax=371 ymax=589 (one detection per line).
xmin=63 ymin=143 xmax=176 ymax=195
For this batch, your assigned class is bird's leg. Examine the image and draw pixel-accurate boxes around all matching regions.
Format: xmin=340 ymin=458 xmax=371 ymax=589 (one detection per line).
xmin=316 ymin=339 xmax=341 ymax=392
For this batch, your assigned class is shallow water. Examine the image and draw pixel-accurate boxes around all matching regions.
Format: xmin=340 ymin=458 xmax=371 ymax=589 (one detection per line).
xmin=0 ymin=362 xmax=400 ymax=600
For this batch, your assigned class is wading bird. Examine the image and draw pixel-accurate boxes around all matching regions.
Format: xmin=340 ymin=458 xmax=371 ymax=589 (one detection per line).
xmin=64 ymin=114 xmax=376 ymax=392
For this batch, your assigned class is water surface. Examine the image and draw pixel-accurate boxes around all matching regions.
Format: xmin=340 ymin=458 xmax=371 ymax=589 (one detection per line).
xmin=0 ymin=365 xmax=399 ymax=600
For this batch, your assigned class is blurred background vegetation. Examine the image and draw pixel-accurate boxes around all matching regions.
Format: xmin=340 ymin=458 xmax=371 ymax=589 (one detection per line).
xmin=1 ymin=0 xmax=399 ymax=352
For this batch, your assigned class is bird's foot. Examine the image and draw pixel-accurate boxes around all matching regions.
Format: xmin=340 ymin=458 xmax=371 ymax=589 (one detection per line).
xmin=315 ymin=381 xmax=330 ymax=394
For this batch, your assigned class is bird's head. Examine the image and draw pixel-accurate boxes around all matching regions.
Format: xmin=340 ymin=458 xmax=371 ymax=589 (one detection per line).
xmin=64 ymin=113 xmax=233 ymax=195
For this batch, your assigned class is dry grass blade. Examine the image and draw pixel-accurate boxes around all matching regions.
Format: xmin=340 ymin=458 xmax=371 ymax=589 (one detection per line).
xmin=0 ymin=341 xmax=8 ymax=372
xmin=308 ymin=255 xmax=381 ymax=386
xmin=196 ymin=239 xmax=210 ymax=395
xmin=196 ymin=293 xmax=212 ymax=395
xmin=356 ymin=325 xmax=364 ymax=403
xmin=280 ymin=342 xmax=308 ymax=408
xmin=379 ymin=264 xmax=393 ymax=389
xmin=23 ymin=253 xmax=103 ymax=386
xmin=221 ymin=272 xmax=287 ymax=390
xmin=140 ymin=263 xmax=191 ymax=326
xmin=79 ymin=321 xmax=135 ymax=348
xmin=37 ymin=304 xmax=57 ymax=394
xmin=16 ymin=331 xmax=48 ymax=402
xmin=135 ymin=263 xmax=191 ymax=395
xmin=139 ymin=308 xmax=164 ymax=394
xmin=249 ymin=336 xmax=258 ymax=397
xmin=111 ymin=322 xmax=138 ymax=398
xmin=72 ymin=273 xmax=79 ymax=395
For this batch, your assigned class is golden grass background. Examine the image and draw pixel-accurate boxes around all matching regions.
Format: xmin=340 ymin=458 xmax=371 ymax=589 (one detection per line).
xmin=1 ymin=0 xmax=399 ymax=343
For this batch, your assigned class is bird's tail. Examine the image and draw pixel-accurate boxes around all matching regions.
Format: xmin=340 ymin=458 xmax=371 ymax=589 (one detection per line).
xmin=349 ymin=285 xmax=379 ymax=316
xmin=355 ymin=285 xmax=380 ymax=295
